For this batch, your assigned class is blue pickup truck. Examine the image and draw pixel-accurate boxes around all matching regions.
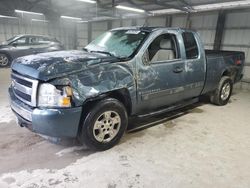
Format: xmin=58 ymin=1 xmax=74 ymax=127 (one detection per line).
xmin=9 ymin=27 xmax=244 ymax=150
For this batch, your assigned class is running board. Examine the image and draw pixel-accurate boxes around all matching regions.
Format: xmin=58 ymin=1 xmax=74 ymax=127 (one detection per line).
xmin=136 ymin=98 xmax=199 ymax=118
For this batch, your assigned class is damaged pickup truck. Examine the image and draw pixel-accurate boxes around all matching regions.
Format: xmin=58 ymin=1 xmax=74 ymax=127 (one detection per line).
xmin=9 ymin=27 xmax=244 ymax=150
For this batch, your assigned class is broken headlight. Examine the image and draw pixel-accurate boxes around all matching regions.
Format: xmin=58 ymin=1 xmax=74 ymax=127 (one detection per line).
xmin=38 ymin=83 xmax=72 ymax=108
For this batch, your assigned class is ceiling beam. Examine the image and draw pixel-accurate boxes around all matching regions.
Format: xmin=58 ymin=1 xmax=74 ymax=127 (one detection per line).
xmin=153 ymin=0 xmax=190 ymax=12
xmin=125 ymin=0 xmax=150 ymax=14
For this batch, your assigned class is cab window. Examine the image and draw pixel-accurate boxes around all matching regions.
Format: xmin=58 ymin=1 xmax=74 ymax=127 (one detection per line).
xmin=38 ymin=37 xmax=51 ymax=44
xmin=29 ymin=37 xmax=40 ymax=45
xmin=147 ymin=34 xmax=180 ymax=63
xmin=11 ymin=37 xmax=27 ymax=46
xmin=182 ymin=32 xmax=199 ymax=59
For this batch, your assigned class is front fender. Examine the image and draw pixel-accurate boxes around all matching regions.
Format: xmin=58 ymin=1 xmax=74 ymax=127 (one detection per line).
xmin=50 ymin=62 xmax=136 ymax=106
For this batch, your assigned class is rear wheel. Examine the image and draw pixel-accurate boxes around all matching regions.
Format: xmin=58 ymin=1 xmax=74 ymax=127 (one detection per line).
xmin=79 ymin=98 xmax=128 ymax=151
xmin=210 ymin=76 xmax=233 ymax=106
xmin=0 ymin=53 xmax=10 ymax=67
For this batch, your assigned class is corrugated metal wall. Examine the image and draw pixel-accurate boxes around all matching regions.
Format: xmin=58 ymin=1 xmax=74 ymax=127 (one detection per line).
xmin=222 ymin=10 xmax=250 ymax=80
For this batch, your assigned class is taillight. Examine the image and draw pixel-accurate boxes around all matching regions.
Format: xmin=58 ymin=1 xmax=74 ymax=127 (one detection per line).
xmin=235 ymin=60 xmax=242 ymax=65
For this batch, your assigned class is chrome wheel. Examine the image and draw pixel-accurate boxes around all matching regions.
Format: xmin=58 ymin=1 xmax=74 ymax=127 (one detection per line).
xmin=93 ymin=111 xmax=121 ymax=143
xmin=0 ymin=54 xmax=9 ymax=67
xmin=221 ymin=82 xmax=231 ymax=101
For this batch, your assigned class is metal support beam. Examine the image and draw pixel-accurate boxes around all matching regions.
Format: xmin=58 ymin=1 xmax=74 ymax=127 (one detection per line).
xmin=144 ymin=17 xmax=149 ymax=27
xmin=214 ymin=10 xmax=226 ymax=50
xmin=120 ymin=19 xmax=123 ymax=27
xmin=165 ymin=15 xmax=172 ymax=27
xmin=107 ymin=20 xmax=112 ymax=30
xmin=112 ymin=0 xmax=115 ymax=17
xmin=73 ymin=24 xmax=77 ymax=50
xmin=88 ymin=22 xmax=92 ymax=44
xmin=185 ymin=13 xmax=191 ymax=29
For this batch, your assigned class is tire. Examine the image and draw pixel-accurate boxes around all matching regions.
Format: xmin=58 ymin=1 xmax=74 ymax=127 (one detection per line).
xmin=0 ymin=53 xmax=10 ymax=67
xmin=210 ymin=76 xmax=233 ymax=106
xmin=79 ymin=98 xmax=128 ymax=151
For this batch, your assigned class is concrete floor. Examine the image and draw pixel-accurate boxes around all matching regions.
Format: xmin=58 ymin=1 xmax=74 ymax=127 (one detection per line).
xmin=0 ymin=68 xmax=250 ymax=188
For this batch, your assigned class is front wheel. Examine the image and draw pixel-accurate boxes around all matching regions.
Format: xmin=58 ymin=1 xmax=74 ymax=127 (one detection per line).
xmin=78 ymin=98 xmax=128 ymax=151
xmin=210 ymin=76 xmax=233 ymax=106
xmin=0 ymin=53 xmax=10 ymax=67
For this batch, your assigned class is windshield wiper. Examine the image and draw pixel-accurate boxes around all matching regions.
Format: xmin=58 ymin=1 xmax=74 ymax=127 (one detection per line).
xmin=90 ymin=50 xmax=114 ymax=57
xmin=87 ymin=50 xmax=127 ymax=61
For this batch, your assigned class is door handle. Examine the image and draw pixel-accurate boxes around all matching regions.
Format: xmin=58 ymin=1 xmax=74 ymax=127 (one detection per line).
xmin=173 ymin=67 xmax=183 ymax=73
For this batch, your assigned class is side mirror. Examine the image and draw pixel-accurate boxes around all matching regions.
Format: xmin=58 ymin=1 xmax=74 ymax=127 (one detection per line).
xmin=142 ymin=49 xmax=150 ymax=65
xmin=12 ymin=43 xmax=17 ymax=47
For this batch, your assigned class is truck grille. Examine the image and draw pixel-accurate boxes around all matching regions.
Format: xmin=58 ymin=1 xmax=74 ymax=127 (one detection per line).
xmin=11 ymin=73 xmax=39 ymax=107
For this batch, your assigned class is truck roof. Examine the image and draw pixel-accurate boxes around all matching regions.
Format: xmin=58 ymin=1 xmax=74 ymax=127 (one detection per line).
xmin=111 ymin=26 xmax=188 ymax=32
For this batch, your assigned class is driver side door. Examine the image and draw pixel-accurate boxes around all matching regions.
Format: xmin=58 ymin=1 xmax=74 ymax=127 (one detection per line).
xmin=137 ymin=32 xmax=186 ymax=112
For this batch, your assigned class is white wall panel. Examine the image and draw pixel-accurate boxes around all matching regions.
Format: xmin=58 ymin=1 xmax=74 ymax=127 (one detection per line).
xmin=92 ymin=22 xmax=108 ymax=30
xmin=225 ymin=12 xmax=250 ymax=28
xmin=172 ymin=15 xmax=187 ymax=27
xmin=190 ymin=15 xmax=203 ymax=28
xmin=92 ymin=21 xmax=108 ymax=40
xmin=136 ymin=18 xmax=146 ymax=26
xmin=197 ymin=30 xmax=216 ymax=45
xmin=112 ymin=20 xmax=121 ymax=28
xmin=243 ymin=66 xmax=250 ymax=79
xmin=122 ymin=19 xmax=132 ymax=26
xmin=147 ymin=17 xmax=165 ymax=27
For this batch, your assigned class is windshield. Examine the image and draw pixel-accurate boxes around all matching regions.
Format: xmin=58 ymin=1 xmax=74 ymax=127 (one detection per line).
xmin=85 ymin=29 xmax=149 ymax=58
xmin=2 ymin=36 xmax=20 ymax=45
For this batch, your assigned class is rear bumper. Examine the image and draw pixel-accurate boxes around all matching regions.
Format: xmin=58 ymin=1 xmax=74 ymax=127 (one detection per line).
xmin=9 ymin=87 xmax=82 ymax=138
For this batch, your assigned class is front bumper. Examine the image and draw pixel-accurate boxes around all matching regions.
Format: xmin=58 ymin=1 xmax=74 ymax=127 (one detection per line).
xmin=9 ymin=87 xmax=82 ymax=138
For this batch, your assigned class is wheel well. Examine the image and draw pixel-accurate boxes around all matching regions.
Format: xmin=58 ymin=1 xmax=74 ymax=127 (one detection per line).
xmin=77 ymin=89 xmax=132 ymax=136
xmin=82 ymin=89 xmax=132 ymax=116
xmin=222 ymin=70 xmax=230 ymax=77
xmin=108 ymin=89 xmax=132 ymax=115
xmin=222 ymin=69 xmax=236 ymax=82
xmin=0 ymin=52 xmax=12 ymax=62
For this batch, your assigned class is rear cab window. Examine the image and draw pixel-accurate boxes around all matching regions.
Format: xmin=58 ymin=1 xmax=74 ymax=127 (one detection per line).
xmin=182 ymin=32 xmax=199 ymax=59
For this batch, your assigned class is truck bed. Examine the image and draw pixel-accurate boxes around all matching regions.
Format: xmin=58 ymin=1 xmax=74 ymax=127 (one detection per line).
xmin=202 ymin=49 xmax=245 ymax=94
xmin=205 ymin=50 xmax=245 ymax=59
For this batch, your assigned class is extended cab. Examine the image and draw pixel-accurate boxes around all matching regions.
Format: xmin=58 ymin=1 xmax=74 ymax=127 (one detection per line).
xmin=9 ymin=27 xmax=245 ymax=150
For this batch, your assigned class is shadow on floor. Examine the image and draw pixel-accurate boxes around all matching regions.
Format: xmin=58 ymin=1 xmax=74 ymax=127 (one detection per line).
xmin=127 ymin=96 xmax=210 ymax=133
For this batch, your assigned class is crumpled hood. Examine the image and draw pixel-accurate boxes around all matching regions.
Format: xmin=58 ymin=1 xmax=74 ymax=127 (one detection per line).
xmin=11 ymin=50 xmax=114 ymax=81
